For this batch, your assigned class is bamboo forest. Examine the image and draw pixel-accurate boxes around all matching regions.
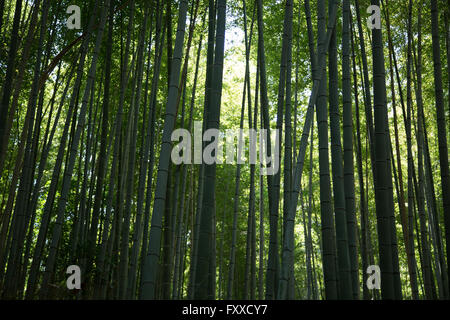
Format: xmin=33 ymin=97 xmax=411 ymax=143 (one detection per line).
xmin=0 ymin=0 xmax=449 ymax=301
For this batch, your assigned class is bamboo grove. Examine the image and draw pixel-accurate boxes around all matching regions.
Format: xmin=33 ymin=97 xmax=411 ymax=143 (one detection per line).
xmin=0 ymin=0 xmax=449 ymax=300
